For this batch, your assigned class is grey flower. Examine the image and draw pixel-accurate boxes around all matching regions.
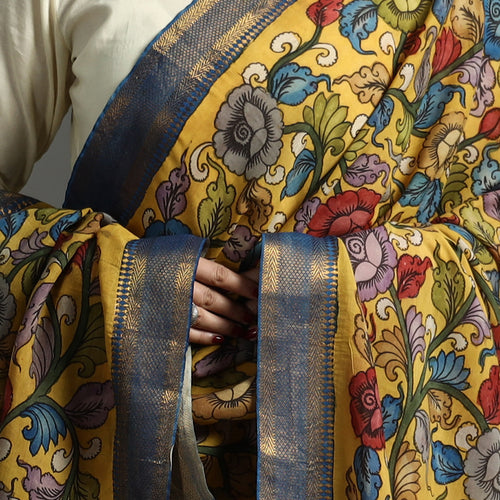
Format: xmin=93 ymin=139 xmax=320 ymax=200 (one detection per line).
xmin=213 ymin=84 xmax=283 ymax=180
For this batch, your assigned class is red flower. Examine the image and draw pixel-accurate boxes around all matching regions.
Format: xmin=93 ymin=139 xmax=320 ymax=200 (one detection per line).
xmin=306 ymin=0 xmax=343 ymax=27
xmin=349 ymin=367 xmax=385 ymax=449
xmin=71 ymin=240 xmax=90 ymax=270
xmin=479 ymin=108 xmax=500 ymax=140
xmin=431 ymin=214 xmax=461 ymax=225
xmin=403 ymin=25 xmax=426 ymax=56
xmin=478 ymin=365 xmax=500 ymax=424
xmin=397 ymin=254 xmax=432 ymax=299
xmin=432 ymin=28 xmax=462 ymax=76
xmin=308 ymin=188 xmax=381 ymax=237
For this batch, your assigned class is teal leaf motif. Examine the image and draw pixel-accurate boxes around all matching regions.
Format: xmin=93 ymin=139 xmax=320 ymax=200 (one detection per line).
xmin=431 ymin=439 xmax=464 ymax=484
xmin=382 ymin=392 xmax=403 ymax=441
xmin=472 ymin=144 xmax=500 ymax=196
xmin=429 ymin=351 xmax=470 ymax=390
xmin=399 ymin=173 xmax=442 ymax=223
xmin=354 ymin=446 xmax=382 ymax=500
xmin=339 ymin=0 xmax=378 ymax=55
xmin=281 ymin=149 xmax=316 ymax=199
xmin=270 ymin=63 xmax=330 ymax=105
xmin=21 ymin=403 xmax=67 ymax=455
xmin=0 ymin=211 xmax=28 ymax=238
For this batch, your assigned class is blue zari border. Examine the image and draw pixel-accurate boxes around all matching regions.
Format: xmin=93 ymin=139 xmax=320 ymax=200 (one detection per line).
xmin=64 ymin=0 xmax=298 ymax=225
xmin=258 ymin=233 xmax=338 ymax=499
xmin=111 ymin=234 xmax=205 ymax=499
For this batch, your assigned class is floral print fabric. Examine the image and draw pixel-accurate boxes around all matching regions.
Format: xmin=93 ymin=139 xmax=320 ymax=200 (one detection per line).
xmin=2 ymin=0 xmax=500 ymax=498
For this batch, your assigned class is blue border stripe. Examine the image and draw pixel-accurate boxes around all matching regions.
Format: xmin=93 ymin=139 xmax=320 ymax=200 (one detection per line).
xmin=64 ymin=0 xmax=297 ymax=225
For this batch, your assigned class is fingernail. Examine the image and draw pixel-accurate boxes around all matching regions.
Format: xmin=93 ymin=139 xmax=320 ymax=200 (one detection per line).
xmin=211 ymin=335 xmax=224 ymax=345
xmin=244 ymin=326 xmax=258 ymax=341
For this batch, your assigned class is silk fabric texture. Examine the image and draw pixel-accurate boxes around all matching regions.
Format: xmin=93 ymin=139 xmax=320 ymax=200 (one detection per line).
xmin=2 ymin=0 xmax=500 ymax=498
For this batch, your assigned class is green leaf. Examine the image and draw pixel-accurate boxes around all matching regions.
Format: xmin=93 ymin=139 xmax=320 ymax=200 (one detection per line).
xmin=304 ymin=93 xmax=349 ymax=153
xmin=68 ymin=471 xmax=100 ymax=500
xmin=460 ymin=205 xmax=496 ymax=265
xmin=34 ymin=207 xmax=61 ymax=224
xmin=396 ymin=108 xmax=414 ymax=151
xmin=344 ymin=128 xmax=369 ymax=162
xmin=432 ymin=244 xmax=466 ymax=323
xmin=72 ymin=302 xmax=106 ymax=378
xmin=198 ymin=157 xmax=236 ymax=238
xmin=440 ymin=162 xmax=468 ymax=212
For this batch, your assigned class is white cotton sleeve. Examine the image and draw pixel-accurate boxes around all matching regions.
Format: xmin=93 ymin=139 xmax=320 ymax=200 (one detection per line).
xmin=0 ymin=0 xmax=71 ymax=192
xmin=0 ymin=0 xmax=191 ymax=193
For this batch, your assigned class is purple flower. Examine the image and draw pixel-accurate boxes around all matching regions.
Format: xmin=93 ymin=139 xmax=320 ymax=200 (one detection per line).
xmin=343 ymin=227 xmax=397 ymax=302
xmin=18 ymin=460 xmax=64 ymax=500
xmin=484 ymin=190 xmax=500 ymax=220
xmin=456 ymin=51 xmax=495 ymax=117
xmin=344 ymin=154 xmax=390 ymax=187
xmin=222 ymin=225 xmax=259 ymax=263
xmin=294 ymin=197 xmax=321 ymax=233
xmin=213 ymin=85 xmax=283 ymax=180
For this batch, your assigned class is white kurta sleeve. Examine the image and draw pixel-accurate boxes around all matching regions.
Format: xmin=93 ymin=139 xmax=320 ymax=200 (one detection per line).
xmin=0 ymin=0 xmax=190 ymax=193
xmin=0 ymin=0 xmax=72 ymax=192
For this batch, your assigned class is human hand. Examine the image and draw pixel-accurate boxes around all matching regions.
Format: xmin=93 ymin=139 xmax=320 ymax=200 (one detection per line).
xmin=189 ymin=257 xmax=259 ymax=345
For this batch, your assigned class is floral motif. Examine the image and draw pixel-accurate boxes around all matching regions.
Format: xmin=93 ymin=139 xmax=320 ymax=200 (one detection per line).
xmin=306 ymin=0 xmax=344 ymax=27
xmin=192 ymin=377 xmax=256 ymax=422
xmin=223 ymin=225 xmax=259 ymax=262
xmin=18 ymin=459 xmax=65 ymax=499
xmin=403 ymin=25 xmax=426 ymax=56
xmin=479 ymin=107 xmax=500 ymax=139
xmin=418 ymin=112 xmax=465 ymax=179
xmin=478 ymin=366 xmax=500 ymax=424
xmin=294 ymin=197 xmax=321 ymax=232
xmin=308 ymin=189 xmax=381 ymax=237
xmin=343 ymin=226 xmax=398 ymax=302
xmin=432 ymin=28 xmax=462 ymax=76
xmin=213 ymin=85 xmax=284 ymax=180
xmin=396 ymin=254 xmax=432 ymax=299
xmin=349 ymin=367 xmax=385 ymax=449
xmin=464 ymin=428 xmax=500 ymax=499
xmin=372 ymin=0 xmax=432 ymax=31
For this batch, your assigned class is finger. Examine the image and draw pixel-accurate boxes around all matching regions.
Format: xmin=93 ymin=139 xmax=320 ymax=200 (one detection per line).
xmin=196 ymin=258 xmax=258 ymax=299
xmin=245 ymin=298 xmax=258 ymax=315
xmin=194 ymin=306 xmax=249 ymax=338
xmin=241 ymin=266 xmax=260 ymax=283
xmin=193 ymin=281 xmax=256 ymax=324
xmin=189 ymin=328 xmax=225 ymax=345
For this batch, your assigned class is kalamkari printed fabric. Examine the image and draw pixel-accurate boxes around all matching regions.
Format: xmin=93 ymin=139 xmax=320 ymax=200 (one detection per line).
xmin=2 ymin=0 xmax=500 ymax=498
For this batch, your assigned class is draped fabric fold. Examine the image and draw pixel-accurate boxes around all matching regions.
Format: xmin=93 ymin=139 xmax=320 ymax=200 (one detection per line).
xmin=2 ymin=0 xmax=500 ymax=498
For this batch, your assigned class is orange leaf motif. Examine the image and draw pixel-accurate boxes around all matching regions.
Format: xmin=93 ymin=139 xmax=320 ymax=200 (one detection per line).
xmin=374 ymin=326 xmax=408 ymax=381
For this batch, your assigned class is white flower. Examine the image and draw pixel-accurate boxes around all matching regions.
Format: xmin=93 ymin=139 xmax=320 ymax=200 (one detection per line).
xmin=464 ymin=428 xmax=500 ymax=499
